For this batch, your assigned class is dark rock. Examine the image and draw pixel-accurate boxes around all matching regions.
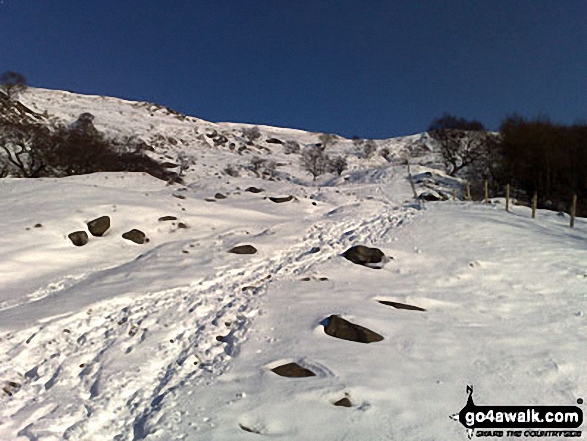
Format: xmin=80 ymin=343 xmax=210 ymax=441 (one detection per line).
xmin=378 ymin=300 xmax=426 ymax=312
xmin=228 ymin=244 xmax=257 ymax=254
xmin=342 ymin=245 xmax=386 ymax=268
xmin=161 ymin=162 xmax=179 ymax=168
xmin=239 ymin=424 xmax=261 ymax=434
xmin=245 ymin=186 xmax=264 ymax=193
xmin=68 ymin=231 xmax=88 ymax=247
xmin=271 ymin=362 xmax=316 ymax=377
xmin=309 ymin=246 xmax=320 ymax=253
xmin=177 ymin=222 xmax=188 ymax=229
xmin=333 ymin=397 xmax=352 ymax=407
xmin=87 ymin=216 xmax=110 ymax=237
xmin=214 ymin=193 xmax=227 ymax=199
xmin=266 ymin=137 xmax=283 ymax=144
xmin=418 ymin=191 xmax=443 ymax=201
xmin=122 ymin=229 xmax=147 ymax=244
xmin=172 ymin=194 xmax=186 ymax=200
xmin=34 ymin=223 xmax=42 ymax=228
xmin=158 ymin=216 xmax=177 ymax=221
xmin=324 ymin=315 xmax=383 ymax=343
xmin=269 ymin=195 xmax=294 ymax=203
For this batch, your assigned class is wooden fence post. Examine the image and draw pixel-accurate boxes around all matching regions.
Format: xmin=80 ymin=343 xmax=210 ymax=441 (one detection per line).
xmin=406 ymin=162 xmax=418 ymax=200
xmin=570 ymin=194 xmax=577 ymax=228
xmin=484 ymin=180 xmax=489 ymax=203
xmin=466 ymin=181 xmax=471 ymax=201
xmin=452 ymin=188 xmax=456 ymax=201
xmin=506 ymin=184 xmax=510 ymax=212
xmin=531 ymin=192 xmax=537 ymax=218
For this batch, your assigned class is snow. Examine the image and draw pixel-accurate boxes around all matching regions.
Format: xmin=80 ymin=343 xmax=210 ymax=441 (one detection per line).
xmin=1 ymin=88 xmax=585 ymax=440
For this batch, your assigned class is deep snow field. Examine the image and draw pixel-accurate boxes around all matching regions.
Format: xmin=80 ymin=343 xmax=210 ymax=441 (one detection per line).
xmin=0 ymin=89 xmax=585 ymax=441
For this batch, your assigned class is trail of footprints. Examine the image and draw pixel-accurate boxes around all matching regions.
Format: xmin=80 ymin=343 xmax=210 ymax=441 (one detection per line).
xmin=1 ymin=203 xmax=418 ymax=440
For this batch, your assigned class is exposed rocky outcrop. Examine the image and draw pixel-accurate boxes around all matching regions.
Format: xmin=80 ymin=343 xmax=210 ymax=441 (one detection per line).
xmin=228 ymin=244 xmax=257 ymax=254
xmin=271 ymin=362 xmax=316 ymax=377
xmin=269 ymin=195 xmax=294 ymax=203
xmin=378 ymin=300 xmax=425 ymax=312
xmin=68 ymin=231 xmax=88 ymax=247
xmin=87 ymin=216 xmax=110 ymax=237
xmin=333 ymin=397 xmax=352 ymax=407
xmin=342 ymin=245 xmax=386 ymax=268
xmin=323 ymin=315 xmax=383 ymax=343
xmin=122 ymin=229 xmax=147 ymax=244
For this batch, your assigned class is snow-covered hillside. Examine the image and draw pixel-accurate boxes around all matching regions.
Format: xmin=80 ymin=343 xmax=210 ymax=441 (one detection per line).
xmin=1 ymin=89 xmax=585 ymax=440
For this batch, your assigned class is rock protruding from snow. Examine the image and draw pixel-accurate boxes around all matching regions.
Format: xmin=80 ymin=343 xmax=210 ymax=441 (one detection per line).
xmin=271 ymin=362 xmax=316 ymax=377
xmin=378 ymin=300 xmax=426 ymax=312
xmin=342 ymin=245 xmax=386 ymax=268
xmin=86 ymin=216 xmax=110 ymax=237
xmin=333 ymin=397 xmax=352 ymax=407
xmin=214 ymin=193 xmax=227 ymax=199
xmin=269 ymin=195 xmax=294 ymax=203
xmin=245 ymin=187 xmax=264 ymax=193
xmin=324 ymin=315 xmax=384 ymax=343
xmin=68 ymin=231 xmax=89 ymax=247
xmin=418 ymin=190 xmax=445 ymax=201
xmin=239 ymin=424 xmax=262 ymax=434
xmin=228 ymin=244 xmax=257 ymax=254
xmin=122 ymin=229 xmax=147 ymax=244
xmin=158 ymin=215 xmax=177 ymax=221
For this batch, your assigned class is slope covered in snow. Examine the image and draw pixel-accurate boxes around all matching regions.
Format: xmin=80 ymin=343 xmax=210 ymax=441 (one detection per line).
xmin=0 ymin=88 xmax=585 ymax=440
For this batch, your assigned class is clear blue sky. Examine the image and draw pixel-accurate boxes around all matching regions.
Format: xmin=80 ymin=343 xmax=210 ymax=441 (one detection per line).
xmin=1 ymin=1 xmax=586 ymax=138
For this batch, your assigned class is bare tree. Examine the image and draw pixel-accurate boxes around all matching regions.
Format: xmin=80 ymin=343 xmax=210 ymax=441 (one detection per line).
xmin=0 ymin=71 xmax=27 ymax=101
xmin=428 ymin=113 xmax=490 ymax=176
xmin=242 ymin=125 xmax=262 ymax=143
xmin=300 ymin=147 xmax=329 ymax=181
xmin=0 ymin=122 xmax=48 ymax=177
xmin=328 ymin=155 xmax=348 ymax=176
xmin=363 ymin=139 xmax=377 ymax=158
xmin=380 ymin=147 xmax=392 ymax=162
xmin=176 ymin=151 xmax=194 ymax=177
xmin=249 ymin=156 xmax=266 ymax=175
xmin=283 ymin=140 xmax=300 ymax=154
xmin=224 ymin=164 xmax=239 ymax=177
xmin=247 ymin=156 xmax=277 ymax=179
xmin=262 ymin=160 xmax=277 ymax=179
xmin=318 ymin=133 xmax=337 ymax=150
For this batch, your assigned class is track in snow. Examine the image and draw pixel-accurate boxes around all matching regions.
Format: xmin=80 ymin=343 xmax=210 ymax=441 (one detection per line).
xmin=0 ymin=200 xmax=418 ymax=441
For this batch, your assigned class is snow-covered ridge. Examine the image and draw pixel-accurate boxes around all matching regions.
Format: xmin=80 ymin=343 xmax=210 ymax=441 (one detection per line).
xmin=17 ymin=87 xmax=438 ymax=184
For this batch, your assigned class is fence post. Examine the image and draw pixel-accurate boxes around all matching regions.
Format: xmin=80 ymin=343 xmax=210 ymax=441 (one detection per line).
xmin=484 ymin=180 xmax=489 ymax=203
xmin=406 ymin=162 xmax=418 ymax=200
xmin=570 ymin=194 xmax=577 ymax=228
xmin=506 ymin=184 xmax=510 ymax=212
xmin=466 ymin=181 xmax=471 ymax=201
xmin=452 ymin=188 xmax=456 ymax=201
xmin=531 ymin=192 xmax=537 ymax=218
